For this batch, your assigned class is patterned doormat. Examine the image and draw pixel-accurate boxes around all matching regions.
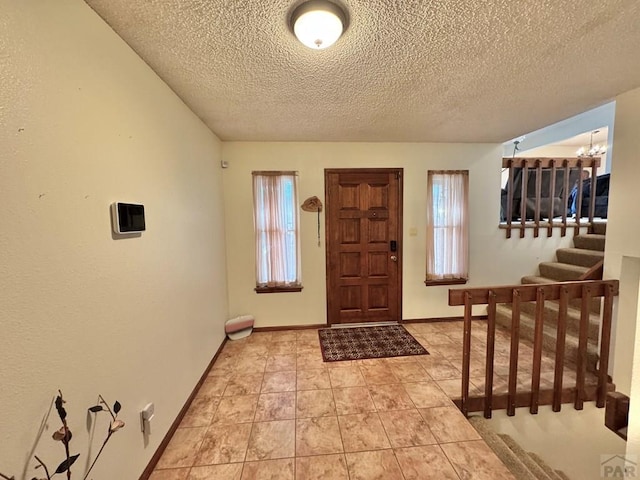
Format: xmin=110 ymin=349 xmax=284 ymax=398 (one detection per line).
xmin=318 ymin=325 xmax=429 ymax=362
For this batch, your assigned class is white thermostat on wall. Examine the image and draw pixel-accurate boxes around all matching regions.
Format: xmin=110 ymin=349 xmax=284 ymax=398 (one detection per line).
xmin=111 ymin=202 xmax=146 ymax=235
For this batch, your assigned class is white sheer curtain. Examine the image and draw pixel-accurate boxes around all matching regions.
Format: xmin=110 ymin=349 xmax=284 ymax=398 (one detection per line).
xmin=253 ymin=172 xmax=301 ymax=288
xmin=426 ymin=171 xmax=469 ymax=283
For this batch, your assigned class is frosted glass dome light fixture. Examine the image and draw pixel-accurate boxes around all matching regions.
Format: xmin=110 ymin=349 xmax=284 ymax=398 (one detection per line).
xmin=291 ymin=0 xmax=347 ymax=50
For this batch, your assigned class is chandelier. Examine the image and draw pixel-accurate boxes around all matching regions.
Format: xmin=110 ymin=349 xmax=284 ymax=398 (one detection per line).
xmin=576 ymin=130 xmax=606 ymax=157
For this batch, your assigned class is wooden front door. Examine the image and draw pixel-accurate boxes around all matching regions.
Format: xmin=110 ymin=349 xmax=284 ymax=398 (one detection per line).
xmin=325 ymin=168 xmax=403 ymax=325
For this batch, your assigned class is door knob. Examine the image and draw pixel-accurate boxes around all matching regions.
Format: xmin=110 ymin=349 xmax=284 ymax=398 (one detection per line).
xmin=390 ymin=255 xmax=397 ymax=262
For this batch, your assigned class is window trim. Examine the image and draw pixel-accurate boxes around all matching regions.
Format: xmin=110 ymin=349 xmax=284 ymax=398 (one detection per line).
xmin=424 ymin=278 xmax=468 ymax=287
xmin=255 ymin=286 xmax=304 ymax=294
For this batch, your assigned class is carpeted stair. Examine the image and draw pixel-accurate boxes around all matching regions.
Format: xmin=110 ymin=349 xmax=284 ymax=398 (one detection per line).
xmin=495 ymin=222 xmax=606 ymax=373
xmin=469 ymin=416 xmax=571 ymax=480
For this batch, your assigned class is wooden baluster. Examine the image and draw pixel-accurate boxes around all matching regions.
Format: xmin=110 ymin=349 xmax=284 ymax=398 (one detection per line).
xmin=575 ymin=160 xmax=584 ymax=235
xmin=530 ymin=287 xmax=545 ymax=414
xmin=484 ymin=291 xmax=497 ymax=419
xmin=553 ymin=286 xmax=569 ymax=412
xmin=507 ymin=289 xmax=521 ymax=416
xmin=548 ymin=160 xmax=557 ymax=237
xmin=589 ymin=160 xmax=598 ymax=227
xmin=534 ymin=159 xmax=542 ymax=237
xmin=597 ymin=283 xmax=614 ymax=408
xmin=461 ymin=292 xmax=473 ymax=417
xmin=506 ymin=159 xmax=515 ymax=238
xmin=575 ymin=284 xmax=591 ymax=410
xmin=520 ymin=161 xmax=528 ymax=238
xmin=561 ymin=160 xmax=570 ymax=237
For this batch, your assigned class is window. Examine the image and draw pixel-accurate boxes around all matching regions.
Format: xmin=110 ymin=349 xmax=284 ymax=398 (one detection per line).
xmin=426 ymin=170 xmax=469 ymax=285
xmin=252 ymin=171 xmax=302 ymax=292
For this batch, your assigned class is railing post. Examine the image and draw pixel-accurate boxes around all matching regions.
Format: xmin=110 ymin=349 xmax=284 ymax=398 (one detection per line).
xmin=553 ymin=286 xmax=569 ymax=412
xmin=534 ymin=160 xmax=542 ymax=237
xmin=597 ymin=283 xmax=614 ymax=408
xmin=561 ymin=160 xmax=570 ymax=237
xmin=548 ymin=159 xmax=557 ymax=237
xmin=507 ymin=289 xmax=521 ymax=416
xmin=575 ymin=284 xmax=592 ymax=410
xmin=589 ymin=160 xmax=598 ymax=227
xmin=484 ymin=291 xmax=497 ymax=419
xmin=575 ymin=160 xmax=584 ymax=235
xmin=461 ymin=291 xmax=473 ymax=417
xmin=520 ymin=161 xmax=528 ymax=238
xmin=530 ymin=287 xmax=545 ymax=414
xmin=506 ymin=159 xmax=514 ymax=238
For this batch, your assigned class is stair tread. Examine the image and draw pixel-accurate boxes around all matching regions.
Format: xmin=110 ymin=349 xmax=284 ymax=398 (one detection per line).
xmin=519 ymin=299 xmax=600 ymax=323
xmin=573 ymin=233 xmax=606 ymax=252
xmin=468 ymin=417 xmax=539 ymax=480
xmin=522 ymin=275 xmax=560 ymax=284
xmin=557 ymin=247 xmax=604 ymax=257
xmin=591 ymin=221 xmax=607 ymax=235
xmin=495 ymin=304 xmax=599 ymax=354
xmin=539 ymin=262 xmax=589 ymax=273
xmin=539 ymin=262 xmax=589 ymax=281
xmin=528 ymin=452 xmax=565 ymax=480
xmin=575 ymin=234 xmax=606 ymax=240
xmin=556 ymin=248 xmax=604 ymax=268
xmin=498 ymin=434 xmax=555 ymax=480
xmin=507 ymin=301 xmax=600 ymax=342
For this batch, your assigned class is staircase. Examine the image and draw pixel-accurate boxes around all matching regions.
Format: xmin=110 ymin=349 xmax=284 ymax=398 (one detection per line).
xmin=495 ymin=222 xmax=607 ymax=373
xmin=470 ymin=416 xmax=571 ymax=480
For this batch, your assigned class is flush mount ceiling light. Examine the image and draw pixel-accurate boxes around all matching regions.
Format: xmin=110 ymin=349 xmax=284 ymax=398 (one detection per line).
xmin=291 ymin=0 xmax=347 ymax=50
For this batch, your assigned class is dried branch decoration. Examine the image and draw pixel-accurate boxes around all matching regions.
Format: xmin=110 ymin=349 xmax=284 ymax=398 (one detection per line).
xmin=0 ymin=390 xmax=124 ymax=480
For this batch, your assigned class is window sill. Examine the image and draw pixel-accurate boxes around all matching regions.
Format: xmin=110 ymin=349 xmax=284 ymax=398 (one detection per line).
xmin=255 ymin=286 xmax=304 ymax=294
xmin=425 ymin=278 xmax=468 ymax=287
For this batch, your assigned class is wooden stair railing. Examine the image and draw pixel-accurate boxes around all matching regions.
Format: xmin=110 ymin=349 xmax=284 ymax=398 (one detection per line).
xmin=605 ymin=392 xmax=629 ymax=440
xmin=449 ymin=279 xmax=618 ymax=418
xmin=502 ymin=157 xmax=600 ymax=238
xmin=579 ymin=259 xmax=604 ymax=281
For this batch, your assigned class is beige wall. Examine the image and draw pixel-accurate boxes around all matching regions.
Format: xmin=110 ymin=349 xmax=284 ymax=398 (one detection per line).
xmin=0 ymin=1 xmax=228 ymax=478
xmin=520 ymin=145 xmax=584 ymax=158
xmin=222 ymin=142 xmax=578 ymax=327
xmin=604 ymin=86 xmax=640 ymax=455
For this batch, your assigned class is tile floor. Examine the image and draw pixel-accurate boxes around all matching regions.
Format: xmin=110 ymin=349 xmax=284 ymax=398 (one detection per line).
xmin=150 ymin=320 xmax=585 ymax=480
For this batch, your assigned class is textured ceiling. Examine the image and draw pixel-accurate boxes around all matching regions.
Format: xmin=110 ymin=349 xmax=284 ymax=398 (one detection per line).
xmin=85 ymin=0 xmax=640 ymax=143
